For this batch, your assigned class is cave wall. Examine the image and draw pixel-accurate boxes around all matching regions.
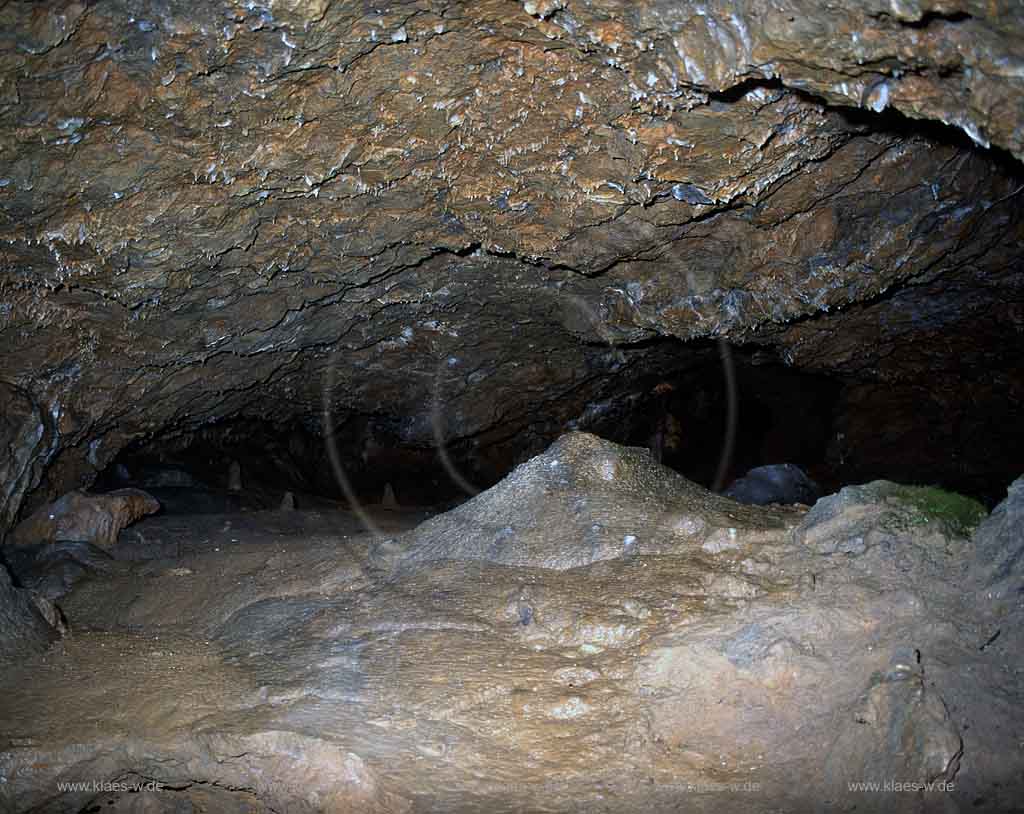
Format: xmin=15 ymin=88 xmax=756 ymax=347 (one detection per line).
xmin=1 ymin=0 xmax=1022 ymax=528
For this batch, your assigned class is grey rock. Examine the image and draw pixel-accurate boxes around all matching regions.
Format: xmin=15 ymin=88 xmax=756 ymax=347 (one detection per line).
xmin=3 ymin=540 xmax=115 ymax=601
xmin=0 ymin=384 xmax=56 ymax=544
xmin=724 ymin=463 xmax=821 ymax=506
xmin=1 ymin=441 xmax=1022 ymax=813
xmin=134 ymin=466 xmax=197 ymax=489
xmin=0 ymin=562 xmax=57 ymax=669
xmin=970 ymin=474 xmax=1024 ymax=592
xmin=387 ymin=431 xmax=796 ymax=571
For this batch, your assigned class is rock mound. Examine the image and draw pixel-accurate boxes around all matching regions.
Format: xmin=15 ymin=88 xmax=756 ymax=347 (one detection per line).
xmin=386 ymin=431 xmax=798 ymax=571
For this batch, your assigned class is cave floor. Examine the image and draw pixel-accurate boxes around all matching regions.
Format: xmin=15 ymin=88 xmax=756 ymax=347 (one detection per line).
xmin=0 ymin=507 xmax=435 ymax=814
xmin=0 ymin=504 xmax=804 ymax=814
xmin=1 ymin=465 xmax=1022 ymax=814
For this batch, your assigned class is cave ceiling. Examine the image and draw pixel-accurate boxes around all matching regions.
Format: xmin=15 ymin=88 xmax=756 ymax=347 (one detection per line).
xmin=1 ymin=0 xmax=1022 ymax=526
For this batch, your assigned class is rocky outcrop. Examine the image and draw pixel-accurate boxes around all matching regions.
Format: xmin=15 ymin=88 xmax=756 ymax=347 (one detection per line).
xmin=0 ymin=385 xmax=56 ymax=545
xmin=0 ymin=0 xmax=1022 ymax=530
xmin=380 ymin=431 xmax=801 ymax=571
xmin=0 ymin=564 xmax=58 ymax=668
xmin=2 ymin=540 xmax=116 ymax=601
xmin=518 ymin=0 xmax=1024 ymax=159
xmin=1 ymin=436 xmax=1021 ymax=812
xmin=9 ymin=488 xmax=160 ymax=548
xmin=969 ymin=474 xmax=1024 ymax=603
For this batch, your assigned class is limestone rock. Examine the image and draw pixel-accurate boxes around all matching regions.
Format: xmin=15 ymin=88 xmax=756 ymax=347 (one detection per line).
xmin=10 ymin=488 xmax=160 ymax=549
xmin=0 ymin=384 xmax=55 ymax=544
xmin=823 ymin=656 xmax=964 ymax=813
xmin=2 ymin=540 xmax=116 ymax=601
xmin=795 ymin=480 xmax=988 ymax=549
xmin=384 ymin=431 xmax=798 ymax=571
xmin=133 ymin=466 xmax=196 ymax=489
xmin=0 ymin=0 xmax=1021 ymax=533
xmin=0 ymin=563 xmax=57 ymax=668
xmin=970 ymin=475 xmax=1024 ymax=589
xmin=0 ymin=439 xmax=1022 ymax=812
xmin=28 ymin=592 xmax=68 ymax=638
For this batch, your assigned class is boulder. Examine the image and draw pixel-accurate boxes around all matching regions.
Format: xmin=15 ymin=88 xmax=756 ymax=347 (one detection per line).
xmin=724 ymin=463 xmax=822 ymax=506
xmin=10 ymin=489 xmax=160 ymax=549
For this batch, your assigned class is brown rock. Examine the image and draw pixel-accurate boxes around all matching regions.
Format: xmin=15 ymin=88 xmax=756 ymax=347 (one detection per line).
xmin=10 ymin=488 xmax=160 ymax=548
xmin=0 ymin=0 xmax=1021 ymax=559
xmin=1 ymin=437 xmax=1021 ymax=812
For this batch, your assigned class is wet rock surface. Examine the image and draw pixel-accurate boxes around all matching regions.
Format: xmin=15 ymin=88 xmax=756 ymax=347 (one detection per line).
xmin=0 ymin=435 xmax=1021 ymax=813
xmin=1 ymin=0 xmax=1022 ymax=528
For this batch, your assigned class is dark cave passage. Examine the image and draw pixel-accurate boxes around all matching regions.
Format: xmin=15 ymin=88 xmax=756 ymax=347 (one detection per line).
xmin=93 ymin=416 xmax=470 ymax=515
xmin=93 ymin=341 xmax=1016 ymax=515
xmin=608 ymin=349 xmax=841 ymax=494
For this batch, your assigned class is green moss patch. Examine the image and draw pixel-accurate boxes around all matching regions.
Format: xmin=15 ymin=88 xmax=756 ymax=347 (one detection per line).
xmin=891 ymin=485 xmax=988 ymax=537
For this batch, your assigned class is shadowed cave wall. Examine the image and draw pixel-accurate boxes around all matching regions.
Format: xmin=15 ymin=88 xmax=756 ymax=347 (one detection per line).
xmin=1 ymin=0 xmax=1022 ymax=531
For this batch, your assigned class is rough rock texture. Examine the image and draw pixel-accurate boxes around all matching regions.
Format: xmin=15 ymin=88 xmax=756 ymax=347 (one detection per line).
xmin=9 ymin=488 xmax=160 ymax=548
xmin=0 ymin=384 xmax=56 ymax=544
xmin=0 ymin=564 xmax=58 ymax=667
xmin=1 ymin=435 xmax=1021 ymax=813
xmin=2 ymin=540 xmax=117 ymax=601
xmin=969 ymin=474 xmax=1024 ymax=603
xmin=1 ymin=0 xmax=1022 ymax=530
xmin=384 ymin=432 xmax=798 ymax=571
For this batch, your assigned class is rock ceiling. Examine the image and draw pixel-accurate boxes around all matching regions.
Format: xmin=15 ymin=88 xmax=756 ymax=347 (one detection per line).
xmin=1 ymin=0 xmax=1023 ymax=530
